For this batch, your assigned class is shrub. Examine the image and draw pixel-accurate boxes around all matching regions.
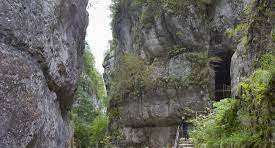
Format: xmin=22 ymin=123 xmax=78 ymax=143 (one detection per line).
xmin=191 ymin=53 xmax=274 ymax=147
xmin=91 ymin=114 xmax=109 ymax=147
xmin=110 ymin=53 xmax=153 ymax=100
xmin=190 ymin=98 xmax=268 ymax=148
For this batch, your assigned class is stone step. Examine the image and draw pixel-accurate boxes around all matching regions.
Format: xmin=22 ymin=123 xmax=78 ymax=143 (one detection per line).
xmin=179 ymin=139 xmax=192 ymax=143
xmin=179 ymin=143 xmax=193 ymax=146
xmin=179 ymin=140 xmax=192 ymax=144
xmin=179 ymin=146 xmax=194 ymax=148
xmin=180 ymin=138 xmax=192 ymax=140
xmin=178 ymin=138 xmax=194 ymax=148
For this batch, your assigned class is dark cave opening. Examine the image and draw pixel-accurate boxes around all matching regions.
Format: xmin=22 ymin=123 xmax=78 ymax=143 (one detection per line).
xmin=212 ymin=49 xmax=234 ymax=101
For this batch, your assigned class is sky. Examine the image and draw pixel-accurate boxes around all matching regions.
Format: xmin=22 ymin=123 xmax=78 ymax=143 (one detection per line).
xmin=86 ymin=0 xmax=113 ymax=74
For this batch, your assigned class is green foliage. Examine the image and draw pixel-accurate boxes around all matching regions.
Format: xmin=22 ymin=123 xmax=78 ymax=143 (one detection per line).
xmin=136 ymin=0 xmax=212 ymax=13
xmin=110 ymin=53 xmax=153 ymax=100
xmin=139 ymin=6 xmax=160 ymax=28
xmin=240 ymin=70 xmax=272 ymax=103
xmin=226 ymin=23 xmax=249 ymax=44
xmin=107 ymin=53 xmax=153 ymax=143
xmin=191 ymin=99 xmax=265 ymax=148
xmin=110 ymin=0 xmax=121 ymax=17
xmin=168 ymin=46 xmax=188 ymax=58
xmin=154 ymin=76 xmax=187 ymax=89
xmin=272 ymin=25 xmax=275 ymax=41
xmin=162 ymin=0 xmax=212 ymax=11
xmin=91 ymin=114 xmax=109 ymax=146
xmin=257 ymin=54 xmax=275 ymax=72
xmin=191 ymin=99 xmax=237 ymax=147
xmin=186 ymin=51 xmax=213 ymax=88
xmin=72 ymin=44 xmax=110 ymax=148
xmin=134 ymin=0 xmax=212 ymax=28
xmin=82 ymin=48 xmax=107 ymax=100
xmin=73 ymin=116 xmax=93 ymax=148
xmin=191 ymin=53 xmax=274 ymax=147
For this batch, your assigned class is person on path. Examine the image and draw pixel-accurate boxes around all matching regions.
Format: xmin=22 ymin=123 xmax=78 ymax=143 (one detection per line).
xmin=179 ymin=116 xmax=189 ymax=140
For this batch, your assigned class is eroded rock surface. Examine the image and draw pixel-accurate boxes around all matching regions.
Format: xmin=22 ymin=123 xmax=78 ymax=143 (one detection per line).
xmin=0 ymin=0 xmax=88 ymax=147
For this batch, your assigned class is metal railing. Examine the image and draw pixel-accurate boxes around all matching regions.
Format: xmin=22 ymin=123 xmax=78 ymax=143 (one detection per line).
xmin=215 ymin=84 xmax=231 ymax=99
xmin=173 ymin=126 xmax=180 ymax=148
xmin=173 ymin=111 xmax=212 ymax=148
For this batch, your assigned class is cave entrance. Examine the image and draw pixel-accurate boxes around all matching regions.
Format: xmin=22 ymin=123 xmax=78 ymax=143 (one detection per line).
xmin=211 ymin=49 xmax=234 ymax=101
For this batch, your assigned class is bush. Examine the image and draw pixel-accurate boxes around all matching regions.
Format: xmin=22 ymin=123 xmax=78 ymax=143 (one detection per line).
xmin=191 ymin=99 xmax=240 ymax=148
xmin=91 ymin=114 xmax=109 ymax=147
xmin=190 ymin=98 xmax=268 ymax=148
xmin=110 ymin=53 xmax=153 ymax=100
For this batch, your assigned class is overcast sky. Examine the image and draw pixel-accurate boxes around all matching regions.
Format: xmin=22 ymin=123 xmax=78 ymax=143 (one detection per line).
xmin=86 ymin=0 xmax=112 ymax=74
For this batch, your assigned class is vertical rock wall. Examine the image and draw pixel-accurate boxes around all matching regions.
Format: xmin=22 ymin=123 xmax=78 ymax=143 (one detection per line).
xmin=104 ymin=0 xmax=257 ymax=147
xmin=0 ymin=0 xmax=88 ymax=147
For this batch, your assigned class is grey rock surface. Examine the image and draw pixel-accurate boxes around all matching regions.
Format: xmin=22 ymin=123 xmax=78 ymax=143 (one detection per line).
xmin=104 ymin=0 xmax=253 ymax=147
xmin=0 ymin=0 xmax=88 ymax=147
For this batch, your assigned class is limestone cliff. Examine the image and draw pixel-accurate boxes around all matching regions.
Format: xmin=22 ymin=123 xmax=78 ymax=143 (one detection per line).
xmin=0 ymin=0 xmax=88 ymax=147
xmin=104 ymin=0 xmax=274 ymax=147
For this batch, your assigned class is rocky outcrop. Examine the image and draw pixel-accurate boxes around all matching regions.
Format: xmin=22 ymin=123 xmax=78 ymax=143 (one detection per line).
xmin=103 ymin=0 xmax=270 ymax=147
xmin=231 ymin=0 xmax=274 ymax=96
xmin=0 ymin=0 xmax=88 ymax=147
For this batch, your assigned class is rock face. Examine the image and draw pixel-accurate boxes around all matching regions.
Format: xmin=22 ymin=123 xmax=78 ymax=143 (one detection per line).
xmin=103 ymin=0 xmax=272 ymax=147
xmin=0 ymin=0 xmax=88 ymax=147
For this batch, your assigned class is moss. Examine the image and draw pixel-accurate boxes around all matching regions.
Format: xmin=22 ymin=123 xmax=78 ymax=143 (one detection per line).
xmin=154 ymin=51 xmax=212 ymax=89
xmin=272 ymin=25 xmax=275 ymax=41
xmin=110 ymin=53 xmax=153 ymax=101
xmin=185 ymin=51 xmax=208 ymax=65
xmin=136 ymin=0 xmax=212 ymax=27
xmin=226 ymin=22 xmax=250 ymax=51
xmin=186 ymin=51 xmax=212 ymax=88
xmin=161 ymin=0 xmax=212 ymax=13
xmin=107 ymin=54 xmax=153 ymax=142
xmin=154 ymin=76 xmax=187 ymax=89
xmin=168 ymin=46 xmax=188 ymax=58
xmin=272 ymin=33 xmax=275 ymax=42
xmin=139 ymin=4 xmax=161 ymax=28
